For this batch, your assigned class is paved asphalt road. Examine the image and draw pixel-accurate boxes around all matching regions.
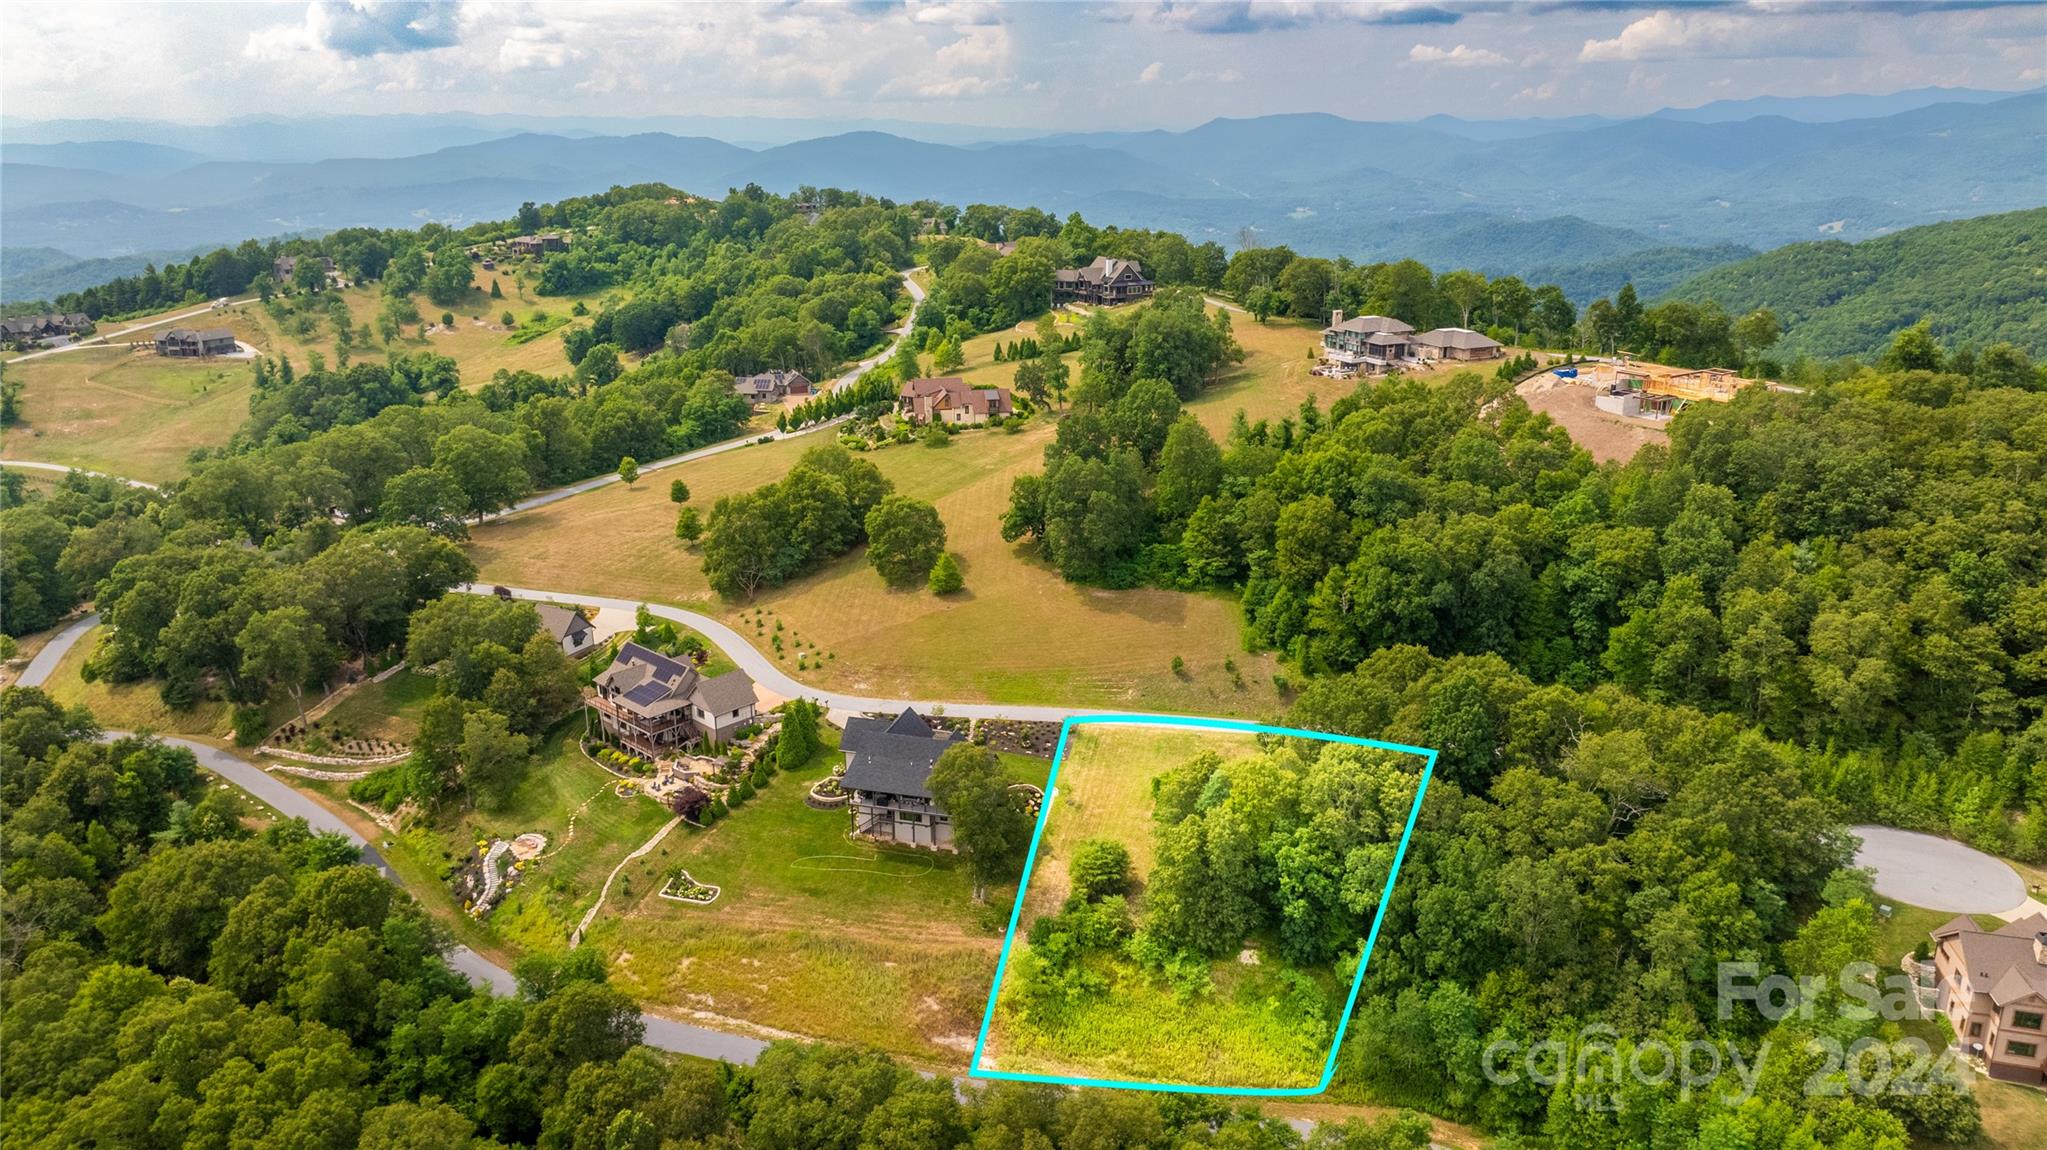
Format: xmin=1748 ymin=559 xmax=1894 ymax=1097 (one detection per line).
xmin=14 ymin=621 xmax=770 ymax=1065
xmin=1850 ymin=824 xmax=2030 ymax=915
xmin=4 ymin=296 xmax=258 ymax=364
xmin=470 ymin=584 xmax=1174 ymax=724
xmin=490 ymin=270 xmax=925 ymax=519
xmin=0 ymin=460 xmax=161 ymax=489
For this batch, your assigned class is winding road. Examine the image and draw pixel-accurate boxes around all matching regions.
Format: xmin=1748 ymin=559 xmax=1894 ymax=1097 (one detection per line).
xmin=0 ymin=460 xmax=161 ymax=490
xmin=3 ymin=296 xmax=258 ymax=364
xmin=491 ymin=271 xmax=925 ymax=518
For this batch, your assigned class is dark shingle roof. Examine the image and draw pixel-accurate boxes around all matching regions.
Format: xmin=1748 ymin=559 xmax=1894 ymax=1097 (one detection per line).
xmin=841 ymin=707 xmax=955 ymax=799
xmin=694 ymin=670 xmax=758 ymax=715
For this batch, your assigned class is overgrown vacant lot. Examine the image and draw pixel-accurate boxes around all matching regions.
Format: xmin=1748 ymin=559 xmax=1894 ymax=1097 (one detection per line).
xmin=983 ymin=722 xmax=1340 ymax=1090
xmin=466 ymin=307 xmax=1357 ymax=716
xmin=593 ymin=732 xmax=1051 ymax=1060
xmin=0 ymin=347 xmax=253 ymax=483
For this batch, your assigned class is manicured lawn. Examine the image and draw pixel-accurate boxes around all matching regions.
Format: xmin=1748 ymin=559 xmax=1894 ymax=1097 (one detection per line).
xmin=313 ymin=669 xmax=437 ymax=744
xmin=984 ymin=722 xmax=1337 ymax=1090
xmin=35 ymin=624 xmax=280 ymax=738
xmin=1963 ymin=1076 xmax=2047 ymax=1150
xmin=588 ymin=730 xmax=1029 ymax=1060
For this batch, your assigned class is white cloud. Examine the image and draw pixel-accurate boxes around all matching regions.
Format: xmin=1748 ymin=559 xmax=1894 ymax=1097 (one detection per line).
xmin=1514 ymin=80 xmax=1559 ymax=102
xmin=248 ymin=0 xmax=463 ymax=60
xmin=1578 ymin=8 xmax=1854 ymax=62
xmin=1139 ymin=60 xmax=1164 ymax=83
xmin=1409 ymin=43 xmax=1509 ymax=67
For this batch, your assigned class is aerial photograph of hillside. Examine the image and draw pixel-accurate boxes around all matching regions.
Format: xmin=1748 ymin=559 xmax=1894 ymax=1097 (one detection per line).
xmin=3 ymin=3 xmax=2046 ymax=1148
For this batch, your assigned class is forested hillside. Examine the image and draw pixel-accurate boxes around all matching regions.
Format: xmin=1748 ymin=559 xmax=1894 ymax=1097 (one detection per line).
xmin=1665 ymin=207 xmax=2047 ymax=359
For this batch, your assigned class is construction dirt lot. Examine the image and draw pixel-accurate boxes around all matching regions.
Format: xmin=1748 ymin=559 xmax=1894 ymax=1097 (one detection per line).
xmin=1516 ymin=373 xmax=1669 ymax=464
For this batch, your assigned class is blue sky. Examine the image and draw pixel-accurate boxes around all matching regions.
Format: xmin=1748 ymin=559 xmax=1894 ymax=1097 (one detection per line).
xmin=5 ymin=1 xmax=2042 ymax=129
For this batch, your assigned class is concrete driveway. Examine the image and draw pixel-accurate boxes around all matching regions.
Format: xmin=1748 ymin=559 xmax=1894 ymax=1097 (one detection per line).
xmin=1851 ymin=824 xmax=2029 ymax=914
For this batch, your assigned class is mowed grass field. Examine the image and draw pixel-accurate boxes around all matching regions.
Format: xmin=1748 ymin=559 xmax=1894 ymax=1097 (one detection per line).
xmin=984 ymin=722 xmax=1338 ymax=1090
xmin=34 ymin=624 xmax=277 ymax=738
xmin=590 ymin=732 xmax=1051 ymax=1060
xmin=467 ymin=304 xmax=1358 ymax=716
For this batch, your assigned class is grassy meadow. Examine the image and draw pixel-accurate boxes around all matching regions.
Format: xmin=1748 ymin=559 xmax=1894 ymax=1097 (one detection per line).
xmin=982 ymin=722 xmax=1339 ymax=1090
xmin=465 ymin=304 xmax=1365 ymax=717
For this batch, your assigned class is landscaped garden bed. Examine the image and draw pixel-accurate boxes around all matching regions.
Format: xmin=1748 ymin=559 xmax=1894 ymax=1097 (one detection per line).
xmin=268 ymin=718 xmax=409 ymax=760
xmin=659 ymin=866 xmax=720 ymax=904
xmin=979 ymin=718 xmax=1061 ymax=758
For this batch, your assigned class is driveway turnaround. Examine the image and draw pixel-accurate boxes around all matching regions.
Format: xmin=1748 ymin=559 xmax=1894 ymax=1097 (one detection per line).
xmin=1850 ymin=824 xmax=2029 ymax=914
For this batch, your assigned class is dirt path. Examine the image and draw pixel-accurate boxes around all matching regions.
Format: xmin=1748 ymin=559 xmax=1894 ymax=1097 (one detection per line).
xmin=1515 ymin=374 xmax=1668 ymax=464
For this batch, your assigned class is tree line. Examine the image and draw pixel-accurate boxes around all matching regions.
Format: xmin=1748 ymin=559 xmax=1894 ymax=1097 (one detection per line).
xmin=0 ymin=690 xmax=1443 ymax=1150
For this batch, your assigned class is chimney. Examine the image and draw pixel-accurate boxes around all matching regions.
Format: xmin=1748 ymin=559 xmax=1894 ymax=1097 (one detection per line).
xmin=2035 ymin=932 xmax=2047 ymax=965
xmin=1331 ymin=309 xmax=1344 ymax=327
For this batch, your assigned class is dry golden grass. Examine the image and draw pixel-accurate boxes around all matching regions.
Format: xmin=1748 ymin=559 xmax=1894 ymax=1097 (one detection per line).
xmin=35 ymin=625 xmax=247 ymax=738
xmin=0 ymin=346 xmax=254 ymax=483
xmin=1024 ymin=724 xmax=1263 ymax=919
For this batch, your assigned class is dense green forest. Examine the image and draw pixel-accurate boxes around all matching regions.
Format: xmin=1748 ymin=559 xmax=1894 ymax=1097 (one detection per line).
xmin=0 ymin=691 xmax=1449 ymax=1150
xmin=1665 ymin=207 xmax=2047 ymax=361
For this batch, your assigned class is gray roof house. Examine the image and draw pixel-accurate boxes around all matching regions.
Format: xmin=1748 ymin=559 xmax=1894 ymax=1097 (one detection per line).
xmin=733 ymin=370 xmax=814 ymax=402
xmin=155 ymin=327 xmax=238 ymax=357
xmin=1321 ymin=311 xmax=1416 ymax=373
xmin=534 ymin=603 xmax=598 ymax=657
xmin=588 ymin=641 xmax=758 ymax=758
xmin=840 ymin=708 xmax=958 ymax=850
xmin=1414 ymin=326 xmax=1506 ymax=362
xmin=1054 ymin=256 xmax=1154 ymax=306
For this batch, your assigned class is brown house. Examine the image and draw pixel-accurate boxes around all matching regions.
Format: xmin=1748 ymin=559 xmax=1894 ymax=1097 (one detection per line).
xmin=154 ymin=327 xmax=237 ymax=357
xmin=1 ymin=312 xmax=90 ymax=342
xmin=1932 ymin=912 xmax=2047 ymax=1085
xmin=587 ymin=641 xmax=759 ymax=758
xmin=899 ymin=377 xmax=1013 ymax=426
xmin=1054 ymin=256 xmax=1154 ymax=306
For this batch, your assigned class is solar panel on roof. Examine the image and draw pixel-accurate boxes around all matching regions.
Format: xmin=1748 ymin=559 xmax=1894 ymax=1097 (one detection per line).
xmin=624 ymin=682 xmax=669 ymax=706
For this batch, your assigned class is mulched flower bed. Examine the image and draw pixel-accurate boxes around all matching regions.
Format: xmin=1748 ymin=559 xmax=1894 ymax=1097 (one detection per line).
xmin=271 ymin=720 xmax=408 ymax=759
xmin=978 ymin=718 xmax=1061 ymax=758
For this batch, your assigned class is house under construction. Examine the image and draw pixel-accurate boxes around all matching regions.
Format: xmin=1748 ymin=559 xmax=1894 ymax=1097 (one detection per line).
xmin=1586 ymin=357 xmax=1765 ymax=418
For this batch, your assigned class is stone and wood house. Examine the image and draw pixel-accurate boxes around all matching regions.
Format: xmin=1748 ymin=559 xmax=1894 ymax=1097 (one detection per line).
xmin=899 ymin=377 xmax=1013 ymax=426
xmin=840 ymin=708 xmax=958 ymax=851
xmin=1931 ymin=912 xmax=2047 ymax=1085
xmin=588 ymin=641 xmax=759 ymax=758
xmin=1413 ymin=326 xmax=1505 ymax=362
xmin=1054 ymin=256 xmax=1154 ymax=306
xmin=154 ymin=327 xmax=238 ymax=357
xmin=1 ymin=313 xmax=90 ymax=342
xmin=1320 ymin=312 xmax=1414 ymax=372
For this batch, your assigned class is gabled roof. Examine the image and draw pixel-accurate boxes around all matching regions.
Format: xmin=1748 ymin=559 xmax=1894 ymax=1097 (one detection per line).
xmin=1415 ymin=327 xmax=1504 ymax=351
xmin=534 ymin=603 xmax=592 ymax=642
xmin=1057 ymin=256 xmax=1149 ymax=286
xmin=1937 ymin=912 xmax=2047 ymax=1007
xmin=1327 ymin=315 xmax=1414 ymax=335
xmin=595 ymin=640 xmax=701 ymax=717
xmin=694 ymin=670 xmax=758 ymax=715
xmin=899 ymin=377 xmax=1012 ymax=417
xmin=841 ymin=707 xmax=955 ymax=800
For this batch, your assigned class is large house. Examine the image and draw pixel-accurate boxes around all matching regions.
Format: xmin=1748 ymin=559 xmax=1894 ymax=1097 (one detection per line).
xmin=274 ymin=254 xmax=336 ymax=282
xmin=1054 ymin=257 xmax=1154 ymax=306
xmin=1931 ymin=912 xmax=2047 ymax=1085
xmin=509 ymin=233 xmax=568 ymax=256
xmin=899 ymin=377 xmax=1013 ymax=426
xmin=1 ymin=313 xmax=90 ymax=342
xmin=1321 ymin=312 xmax=1415 ymax=372
xmin=155 ymin=327 xmax=238 ymax=357
xmin=840 ymin=708 xmax=958 ymax=850
xmin=535 ymin=603 xmax=599 ymax=658
xmin=1414 ymin=326 xmax=1505 ymax=362
xmin=733 ymin=370 xmax=813 ymax=403
xmin=588 ymin=642 xmax=759 ymax=758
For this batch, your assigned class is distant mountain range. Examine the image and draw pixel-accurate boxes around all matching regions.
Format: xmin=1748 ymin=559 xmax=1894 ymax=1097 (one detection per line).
xmin=3 ymin=88 xmax=2041 ymax=305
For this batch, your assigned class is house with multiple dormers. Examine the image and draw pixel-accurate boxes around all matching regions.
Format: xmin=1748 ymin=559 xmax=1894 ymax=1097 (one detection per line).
xmin=588 ymin=641 xmax=759 ymax=758
xmin=899 ymin=377 xmax=1013 ymax=426
xmin=155 ymin=327 xmax=238 ymax=357
xmin=732 ymin=370 xmax=814 ymax=404
xmin=1931 ymin=912 xmax=2047 ymax=1085
xmin=1054 ymin=256 xmax=1154 ymax=306
xmin=839 ymin=707 xmax=958 ymax=851
xmin=1 ymin=313 xmax=90 ymax=343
